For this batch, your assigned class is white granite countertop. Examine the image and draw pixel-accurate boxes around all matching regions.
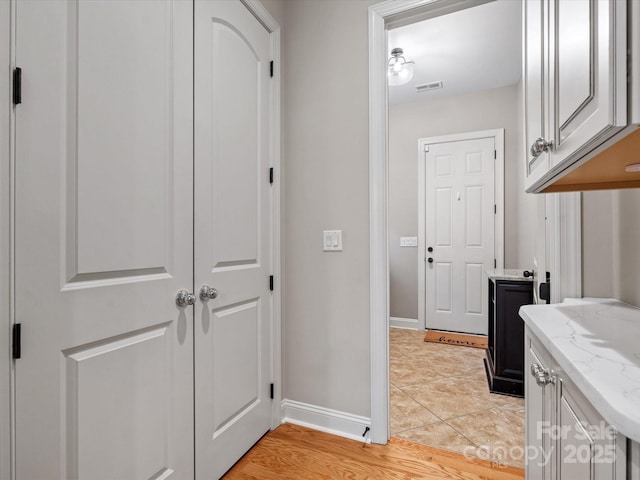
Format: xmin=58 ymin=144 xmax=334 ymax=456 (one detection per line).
xmin=519 ymin=298 xmax=640 ymax=443
xmin=486 ymin=268 xmax=533 ymax=282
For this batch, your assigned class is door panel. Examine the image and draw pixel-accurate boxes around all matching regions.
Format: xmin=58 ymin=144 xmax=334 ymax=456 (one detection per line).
xmin=209 ymin=21 xmax=260 ymax=268
xmin=72 ymin=0 xmax=174 ymax=276
xmin=194 ymin=1 xmax=272 ymax=478
xmin=211 ymin=300 xmax=260 ymax=435
xmin=465 ymin=264 xmax=483 ymax=314
xmin=548 ymin=0 xmax=626 ymax=169
xmin=65 ymin=325 xmax=173 ymax=480
xmin=556 ymin=0 xmax=592 ymax=130
xmin=524 ymin=0 xmax=550 ymax=189
xmin=425 ymin=137 xmax=495 ymax=334
xmin=14 ymin=1 xmax=194 ymax=478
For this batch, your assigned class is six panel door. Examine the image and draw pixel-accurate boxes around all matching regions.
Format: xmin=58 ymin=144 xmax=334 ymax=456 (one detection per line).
xmin=425 ymin=137 xmax=495 ymax=335
xmin=14 ymin=0 xmax=195 ymax=478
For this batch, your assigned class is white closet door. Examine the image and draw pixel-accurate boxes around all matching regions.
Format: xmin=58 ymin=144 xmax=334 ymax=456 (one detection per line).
xmin=194 ymin=1 xmax=273 ymax=478
xmin=14 ymin=1 xmax=194 ymax=478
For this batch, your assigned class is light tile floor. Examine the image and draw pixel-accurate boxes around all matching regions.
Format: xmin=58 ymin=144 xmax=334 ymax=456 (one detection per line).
xmin=390 ymin=328 xmax=525 ymax=469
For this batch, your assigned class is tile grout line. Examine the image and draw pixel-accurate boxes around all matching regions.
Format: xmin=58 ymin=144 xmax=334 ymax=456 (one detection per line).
xmin=389 ymin=329 xmax=525 ymax=469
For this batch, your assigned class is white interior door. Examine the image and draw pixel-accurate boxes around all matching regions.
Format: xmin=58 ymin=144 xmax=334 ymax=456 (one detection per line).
xmin=425 ymin=137 xmax=495 ymax=335
xmin=14 ymin=1 xmax=194 ymax=478
xmin=194 ymin=1 xmax=273 ymax=478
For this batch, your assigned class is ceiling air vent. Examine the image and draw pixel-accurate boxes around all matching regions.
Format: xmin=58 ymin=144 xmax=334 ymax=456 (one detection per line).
xmin=415 ymin=81 xmax=443 ymax=93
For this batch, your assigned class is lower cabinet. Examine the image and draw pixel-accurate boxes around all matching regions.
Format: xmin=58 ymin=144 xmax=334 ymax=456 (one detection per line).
xmin=485 ymin=278 xmax=533 ymax=396
xmin=525 ymin=329 xmax=627 ymax=480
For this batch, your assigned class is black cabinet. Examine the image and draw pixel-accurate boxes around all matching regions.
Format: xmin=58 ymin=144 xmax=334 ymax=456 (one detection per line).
xmin=484 ymin=278 xmax=533 ymax=397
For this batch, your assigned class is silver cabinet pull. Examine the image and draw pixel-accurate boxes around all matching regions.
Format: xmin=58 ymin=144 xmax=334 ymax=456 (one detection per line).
xmin=530 ymin=137 xmax=554 ymax=158
xmin=199 ymin=285 xmax=218 ymax=301
xmin=176 ymin=290 xmax=196 ymax=307
xmin=530 ymin=362 xmax=556 ymax=387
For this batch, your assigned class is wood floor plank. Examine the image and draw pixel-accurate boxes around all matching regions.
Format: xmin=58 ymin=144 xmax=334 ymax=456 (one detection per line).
xmin=223 ymin=423 xmax=524 ymax=479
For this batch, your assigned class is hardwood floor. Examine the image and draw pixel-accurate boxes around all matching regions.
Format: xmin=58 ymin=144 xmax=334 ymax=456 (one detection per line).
xmin=223 ymin=423 xmax=524 ymax=479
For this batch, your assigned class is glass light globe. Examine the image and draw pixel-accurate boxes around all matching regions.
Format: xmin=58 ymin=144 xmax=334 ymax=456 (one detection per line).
xmin=388 ymin=57 xmax=414 ymax=86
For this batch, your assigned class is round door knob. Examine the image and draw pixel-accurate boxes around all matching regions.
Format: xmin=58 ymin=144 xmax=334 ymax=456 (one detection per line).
xmin=427 ymin=257 xmax=433 ymax=263
xmin=530 ymin=137 xmax=553 ymax=157
xmin=427 ymin=247 xmax=433 ymax=253
xmin=523 ymin=270 xmax=534 ymax=278
xmin=199 ymin=285 xmax=219 ymax=301
xmin=176 ymin=290 xmax=196 ymax=307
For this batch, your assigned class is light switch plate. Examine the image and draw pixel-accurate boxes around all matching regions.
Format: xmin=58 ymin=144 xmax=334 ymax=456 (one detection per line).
xmin=323 ymin=230 xmax=342 ymax=251
xmin=400 ymin=236 xmax=418 ymax=247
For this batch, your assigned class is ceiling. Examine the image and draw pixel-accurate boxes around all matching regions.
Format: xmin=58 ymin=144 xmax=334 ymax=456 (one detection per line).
xmin=388 ymin=0 xmax=522 ymax=105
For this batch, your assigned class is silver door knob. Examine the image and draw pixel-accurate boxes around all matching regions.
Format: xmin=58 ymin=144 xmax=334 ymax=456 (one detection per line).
xmin=530 ymin=137 xmax=553 ymax=157
xmin=530 ymin=363 xmax=556 ymax=387
xmin=199 ymin=285 xmax=218 ymax=301
xmin=176 ymin=290 xmax=196 ymax=307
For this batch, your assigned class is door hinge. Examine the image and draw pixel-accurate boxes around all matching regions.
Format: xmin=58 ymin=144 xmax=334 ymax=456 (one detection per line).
xmin=269 ymin=167 xmax=274 ymax=184
xmin=13 ymin=67 xmax=22 ymax=105
xmin=494 ymin=259 xmax=497 ymax=268
xmin=269 ymin=275 xmax=274 ymax=291
xmin=270 ymin=383 xmax=274 ymax=399
xmin=494 ymin=204 xmax=496 ymax=214
xmin=424 ymin=145 xmax=430 ymax=152
xmin=494 ymin=150 xmax=497 ymax=160
xmin=12 ymin=323 xmax=21 ymax=359
xmin=270 ymin=61 xmax=274 ymax=78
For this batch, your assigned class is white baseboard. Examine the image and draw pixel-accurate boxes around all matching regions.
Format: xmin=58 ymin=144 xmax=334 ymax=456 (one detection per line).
xmin=280 ymin=399 xmax=371 ymax=443
xmin=389 ymin=317 xmax=419 ymax=329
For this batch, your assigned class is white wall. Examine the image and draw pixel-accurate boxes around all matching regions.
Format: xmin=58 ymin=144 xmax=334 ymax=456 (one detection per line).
xmin=582 ymin=189 xmax=640 ymax=306
xmin=389 ymin=85 xmax=535 ymax=319
xmin=281 ymin=0 xmax=377 ymax=418
xmin=582 ymin=191 xmax=615 ymax=298
xmin=613 ymin=190 xmax=640 ymax=305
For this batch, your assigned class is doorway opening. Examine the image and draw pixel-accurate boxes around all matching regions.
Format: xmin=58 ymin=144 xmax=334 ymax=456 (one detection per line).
xmin=373 ymin=0 xmax=530 ymax=469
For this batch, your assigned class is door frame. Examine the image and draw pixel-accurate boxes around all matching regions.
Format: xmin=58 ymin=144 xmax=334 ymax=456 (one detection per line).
xmin=417 ymin=129 xmax=505 ymax=331
xmin=1 ymin=0 xmax=13 ymax=477
xmin=0 ymin=1 xmax=281 ymax=476
xmin=368 ymin=0 xmax=580 ymax=444
xmin=239 ymin=0 xmax=283 ymax=433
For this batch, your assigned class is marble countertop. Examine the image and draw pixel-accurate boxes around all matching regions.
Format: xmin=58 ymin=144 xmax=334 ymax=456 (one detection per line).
xmin=486 ymin=268 xmax=533 ymax=282
xmin=519 ymin=298 xmax=640 ymax=443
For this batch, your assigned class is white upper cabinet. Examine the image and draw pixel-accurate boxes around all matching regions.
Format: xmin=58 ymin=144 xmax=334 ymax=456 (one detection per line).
xmin=524 ymin=0 xmax=629 ymax=193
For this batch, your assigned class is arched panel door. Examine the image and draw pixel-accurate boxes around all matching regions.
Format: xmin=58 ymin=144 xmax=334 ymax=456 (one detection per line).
xmin=194 ymin=1 xmax=274 ymax=478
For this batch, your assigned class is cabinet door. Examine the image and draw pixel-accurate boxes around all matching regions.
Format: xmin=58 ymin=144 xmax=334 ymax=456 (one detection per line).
xmin=525 ymin=336 xmax=555 ymax=480
xmin=547 ymin=0 xmax=626 ymax=169
xmin=556 ymin=380 xmax=625 ymax=480
xmin=524 ymin=0 xmax=550 ymax=190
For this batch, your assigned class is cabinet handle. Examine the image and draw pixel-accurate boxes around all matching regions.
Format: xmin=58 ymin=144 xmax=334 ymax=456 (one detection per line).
xmin=530 ymin=362 xmax=556 ymax=387
xmin=529 ymin=137 xmax=554 ymax=158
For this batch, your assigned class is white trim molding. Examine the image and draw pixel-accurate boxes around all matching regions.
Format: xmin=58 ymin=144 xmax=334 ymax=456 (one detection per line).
xmin=281 ymin=399 xmax=372 ymax=443
xmin=549 ymin=192 xmax=582 ymax=303
xmin=1 ymin=0 xmax=13 ymax=477
xmin=369 ymin=0 xmax=505 ymax=445
xmin=417 ymin=129 xmax=505 ymax=330
xmin=244 ymin=0 xmax=283 ymax=433
xmin=389 ymin=317 xmax=419 ymax=330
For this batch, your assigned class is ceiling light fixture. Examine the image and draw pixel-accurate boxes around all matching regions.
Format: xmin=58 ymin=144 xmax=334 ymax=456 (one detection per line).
xmin=388 ymin=47 xmax=415 ymax=86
